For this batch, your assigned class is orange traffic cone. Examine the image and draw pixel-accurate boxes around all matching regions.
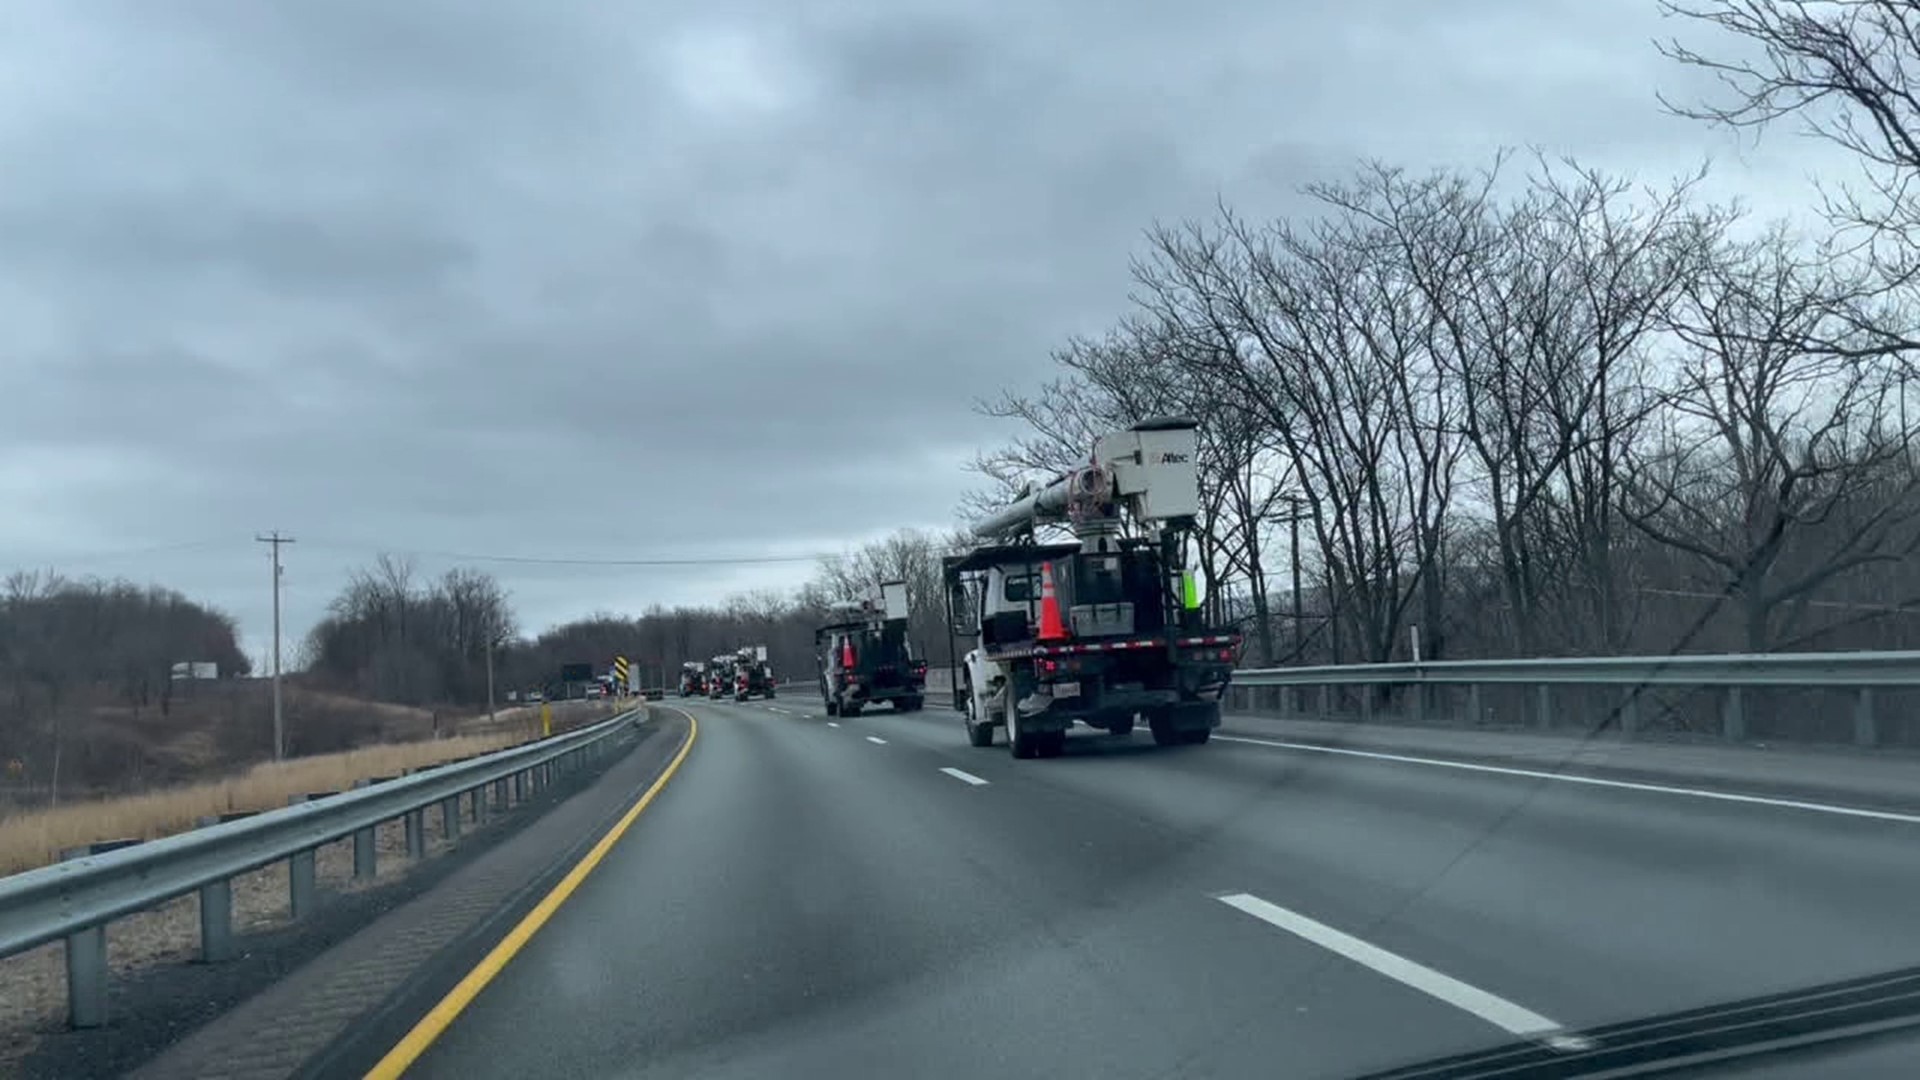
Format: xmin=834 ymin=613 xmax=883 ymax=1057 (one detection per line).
xmin=1037 ymin=561 xmax=1068 ymax=641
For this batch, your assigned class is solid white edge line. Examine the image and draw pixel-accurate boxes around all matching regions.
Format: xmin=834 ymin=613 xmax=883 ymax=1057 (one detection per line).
xmin=1217 ymin=893 xmax=1586 ymax=1048
xmin=1213 ymin=735 xmax=1920 ymax=825
xmin=866 ymin=735 xmax=888 ymax=745
xmin=939 ymin=767 xmax=990 ymax=786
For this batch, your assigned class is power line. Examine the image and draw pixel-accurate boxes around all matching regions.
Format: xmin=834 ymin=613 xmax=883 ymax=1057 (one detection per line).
xmin=298 ymin=542 xmax=828 ymax=567
xmin=0 ymin=538 xmax=239 ymax=569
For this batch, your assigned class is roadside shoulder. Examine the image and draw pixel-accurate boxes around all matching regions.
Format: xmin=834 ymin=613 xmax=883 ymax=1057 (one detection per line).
xmin=1221 ymin=713 xmax=1920 ymax=814
xmin=60 ymin=711 xmax=691 ymax=1080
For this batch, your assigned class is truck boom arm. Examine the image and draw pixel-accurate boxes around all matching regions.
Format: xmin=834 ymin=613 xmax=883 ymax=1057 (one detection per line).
xmin=971 ymin=416 xmax=1201 ymax=541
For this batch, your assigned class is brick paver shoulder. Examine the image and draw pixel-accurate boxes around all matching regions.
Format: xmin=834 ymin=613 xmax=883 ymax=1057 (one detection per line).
xmin=131 ymin=714 xmax=691 ymax=1080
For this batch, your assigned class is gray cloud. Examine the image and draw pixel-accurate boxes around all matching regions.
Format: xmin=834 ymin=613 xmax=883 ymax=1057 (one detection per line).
xmin=0 ymin=0 xmax=1856 ymax=661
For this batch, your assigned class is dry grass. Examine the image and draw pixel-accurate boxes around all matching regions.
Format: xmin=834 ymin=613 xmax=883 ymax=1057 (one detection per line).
xmin=0 ymin=733 xmax=526 ymax=878
xmin=0 ymin=698 xmax=624 ymax=878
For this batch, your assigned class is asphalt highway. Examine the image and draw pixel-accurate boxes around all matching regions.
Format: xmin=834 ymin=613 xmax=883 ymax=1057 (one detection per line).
xmin=403 ymin=695 xmax=1920 ymax=1078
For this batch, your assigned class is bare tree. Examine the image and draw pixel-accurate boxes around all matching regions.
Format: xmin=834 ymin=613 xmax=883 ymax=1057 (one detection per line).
xmin=1622 ymin=223 xmax=1920 ymax=649
xmin=1659 ymin=0 xmax=1920 ymax=299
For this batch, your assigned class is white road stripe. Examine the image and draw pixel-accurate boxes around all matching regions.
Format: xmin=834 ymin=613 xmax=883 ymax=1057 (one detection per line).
xmin=1214 ymin=735 xmax=1920 ymax=825
xmin=767 ymin=707 xmax=791 ymax=714
xmin=866 ymin=736 xmax=888 ymax=745
xmin=827 ymin=721 xmax=840 ymax=728
xmin=1217 ymin=893 xmax=1584 ymax=1048
xmin=939 ymin=767 xmax=990 ymax=786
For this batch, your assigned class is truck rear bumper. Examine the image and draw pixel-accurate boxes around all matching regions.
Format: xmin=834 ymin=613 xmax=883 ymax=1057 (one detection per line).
xmin=1017 ymin=686 xmax=1177 ymax=726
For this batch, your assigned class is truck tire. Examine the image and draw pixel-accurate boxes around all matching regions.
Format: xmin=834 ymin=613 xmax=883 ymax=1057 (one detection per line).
xmin=1038 ymin=731 xmax=1066 ymax=758
xmin=767 ymin=687 xmax=777 ymax=699
xmin=1147 ymin=707 xmax=1183 ymax=747
xmin=1007 ymin=702 xmax=1040 ymax=759
xmin=895 ymin=696 xmax=923 ymax=713
xmin=843 ymin=703 xmax=863 ymax=718
xmin=963 ymin=681 xmax=994 ymax=746
xmin=825 ymin=698 xmax=839 ymax=717
xmin=1182 ymin=728 xmax=1211 ymax=745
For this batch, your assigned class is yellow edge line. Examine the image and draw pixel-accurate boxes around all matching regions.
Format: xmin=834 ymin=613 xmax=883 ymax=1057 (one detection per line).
xmin=364 ymin=710 xmax=699 ymax=1079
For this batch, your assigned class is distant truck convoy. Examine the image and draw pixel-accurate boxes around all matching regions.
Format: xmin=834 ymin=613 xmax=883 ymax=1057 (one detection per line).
xmin=816 ymin=580 xmax=925 ymax=717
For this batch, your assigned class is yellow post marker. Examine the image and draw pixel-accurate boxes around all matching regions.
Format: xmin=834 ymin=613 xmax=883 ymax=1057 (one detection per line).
xmin=540 ymin=702 xmax=553 ymax=738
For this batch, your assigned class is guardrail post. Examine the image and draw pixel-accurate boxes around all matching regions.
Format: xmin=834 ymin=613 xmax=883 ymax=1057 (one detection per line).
xmin=286 ymin=796 xmax=317 ymax=919
xmin=1410 ymin=683 xmax=1425 ymax=726
xmin=1620 ymin=691 xmax=1638 ymax=738
xmin=193 ymin=816 xmax=235 ymax=963
xmin=405 ymin=808 xmax=425 ymax=858
xmin=1318 ymin=685 xmax=1330 ymax=721
xmin=1855 ymin=688 xmax=1878 ymax=747
xmin=1467 ymin=684 xmax=1482 ymax=726
xmin=1359 ymin=686 xmax=1373 ymax=725
xmin=494 ymin=777 xmax=510 ymax=810
xmin=441 ymin=795 xmax=461 ymax=840
xmin=1536 ymin=685 xmax=1551 ymax=729
xmin=351 ymin=780 xmax=377 ymax=880
xmin=1723 ymin=687 xmax=1745 ymax=741
xmin=514 ymin=770 xmax=527 ymax=801
xmin=58 ymin=846 xmax=109 ymax=1028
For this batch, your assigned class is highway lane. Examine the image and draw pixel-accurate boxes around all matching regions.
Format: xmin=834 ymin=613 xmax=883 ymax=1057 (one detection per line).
xmin=404 ymin=696 xmax=1920 ymax=1078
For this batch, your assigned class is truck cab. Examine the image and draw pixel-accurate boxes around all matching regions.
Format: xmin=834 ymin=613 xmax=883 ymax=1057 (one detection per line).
xmin=678 ymin=661 xmax=708 ymax=697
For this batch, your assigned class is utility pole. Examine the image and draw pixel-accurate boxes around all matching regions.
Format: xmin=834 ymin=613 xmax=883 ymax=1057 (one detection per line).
xmin=1290 ymin=499 xmax=1305 ymax=661
xmin=255 ymin=531 xmax=295 ymax=760
xmin=485 ymin=615 xmax=497 ymax=725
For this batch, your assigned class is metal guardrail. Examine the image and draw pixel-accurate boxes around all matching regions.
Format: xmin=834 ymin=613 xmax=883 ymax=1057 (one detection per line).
xmin=1228 ymin=650 xmax=1920 ymax=746
xmin=1233 ymin=651 xmax=1920 ymax=688
xmin=0 ymin=707 xmax=644 ymax=1029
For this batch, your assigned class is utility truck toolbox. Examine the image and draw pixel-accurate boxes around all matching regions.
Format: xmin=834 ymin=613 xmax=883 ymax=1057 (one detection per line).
xmin=943 ymin=416 xmax=1240 ymax=760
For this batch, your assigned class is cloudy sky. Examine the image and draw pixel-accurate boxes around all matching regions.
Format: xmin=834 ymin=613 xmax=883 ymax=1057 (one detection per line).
xmin=0 ymin=0 xmax=1854 ymax=667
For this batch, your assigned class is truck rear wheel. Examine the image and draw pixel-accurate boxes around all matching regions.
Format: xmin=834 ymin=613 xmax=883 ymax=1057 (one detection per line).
xmin=825 ymin=698 xmax=839 ymax=717
xmin=1147 ymin=707 xmax=1182 ymax=747
xmin=1006 ymin=702 xmax=1040 ymax=759
xmin=843 ymin=703 xmax=863 ymax=718
xmin=895 ymin=696 xmax=923 ymax=713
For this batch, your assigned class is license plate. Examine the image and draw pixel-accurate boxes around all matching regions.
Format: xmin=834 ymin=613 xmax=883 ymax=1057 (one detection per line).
xmin=1052 ymin=680 xmax=1082 ymax=699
